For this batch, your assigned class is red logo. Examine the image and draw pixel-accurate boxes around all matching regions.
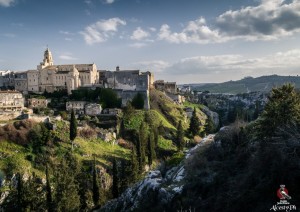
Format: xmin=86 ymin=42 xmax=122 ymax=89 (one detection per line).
xmin=277 ymin=185 xmax=291 ymax=200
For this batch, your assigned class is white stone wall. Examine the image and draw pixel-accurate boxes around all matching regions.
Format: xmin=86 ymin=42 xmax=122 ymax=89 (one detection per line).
xmin=66 ymin=101 xmax=86 ymax=114
xmin=85 ymin=103 xmax=102 ymax=116
xmin=27 ymin=70 xmax=39 ymax=92
xmin=0 ymin=91 xmax=24 ymax=112
xmin=100 ymin=69 xmax=151 ymax=91
xmin=15 ymin=79 xmax=28 ymax=93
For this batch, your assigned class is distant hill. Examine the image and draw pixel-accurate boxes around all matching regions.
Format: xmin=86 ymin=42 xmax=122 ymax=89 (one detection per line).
xmin=189 ymin=75 xmax=300 ymax=94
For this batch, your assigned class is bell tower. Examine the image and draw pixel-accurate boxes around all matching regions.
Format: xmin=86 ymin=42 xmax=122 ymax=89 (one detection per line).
xmin=43 ymin=48 xmax=54 ymax=66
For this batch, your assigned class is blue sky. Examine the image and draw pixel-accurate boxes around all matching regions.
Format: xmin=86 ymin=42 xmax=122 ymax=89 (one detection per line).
xmin=1 ymin=0 xmax=300 ymax=83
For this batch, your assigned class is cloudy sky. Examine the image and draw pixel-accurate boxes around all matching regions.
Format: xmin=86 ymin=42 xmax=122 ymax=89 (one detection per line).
xmin=1 ymin=0 xmax=300 ymax=83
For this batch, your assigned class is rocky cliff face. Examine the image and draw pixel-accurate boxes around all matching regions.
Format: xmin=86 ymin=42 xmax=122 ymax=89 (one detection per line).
xmin=99 ymin=135 xmax=214 ymax=212
xmin=201 ymin=106 xmax=219 ymax=128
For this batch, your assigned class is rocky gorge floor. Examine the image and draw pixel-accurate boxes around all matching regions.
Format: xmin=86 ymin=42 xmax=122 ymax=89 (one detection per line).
xmin=99 ymin=135 xmax=215 ymax=212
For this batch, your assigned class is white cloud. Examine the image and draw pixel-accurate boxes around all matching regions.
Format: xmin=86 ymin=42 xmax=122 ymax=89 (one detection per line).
xmin=59 ymin=30 xmax=73 ymax=35
xmin=130 ymin=27 xmax=150 ymax=40
xmin=0 ymin=0 xmax=15 ymax=7
xmin=159 ymin=49 xmax=300 ymax=82
xmin=158 ymin=0 xmax=300 ymax=44
xmin=149 ymin=27 xmax=156 ymax=32
xmin=132 ymin=60 xmax=170 ymax=73
xmin=106 ymin=0 xmax=114 ymax=4
xmin=80 ymin=17 xmax=126 ymax=45
xmin=129 ymin=42 xmax=148 ymax=48
xmin=2 ymin=33 xmax=16 ymax=38
xmin=158 ymin=17 xmax=223 ymax=44
xmin=216 ymin=0 xmax=300 ymax=40
xmin=60 ymin=31 xmax=74 ymax=41
xmin=84 ymin=0 xmax=92 ymax=5
xmin=11 ymin=23 xmax=23 ymax=27
xmin=59 ymin=53 xmax=78 ymax=60
xmin=103 ymin=0 xmax=115 ymax=4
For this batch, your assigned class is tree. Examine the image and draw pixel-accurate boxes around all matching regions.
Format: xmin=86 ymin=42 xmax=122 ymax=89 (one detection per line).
xmin=131 ymin=92 xmax=145 ymax=109
xmin=123 ymin=102 xmax=135 ymax=117
xmin=28 ymin=123 xmax=50 ymax=155
xmin=189 ymin=107 xmax=200 ymax=136
xmin=99 ymin=88 xmax=122 ymax=108
xmin=253 ymin=101 xmax=260 ymax=120
xmin=259 ymin=84 xmax=300 ymax=139
xmin=176 ymin=121 xmax=185 ymax=151
xmin=112 ymin=159 xmax=119 ymax=198
xmin=205 ymin=117 xmax=215 ymax=134
xmin=70 ymin=109 xmax=77 ymax=150
xmin=152 ymin=126 xmax=159 ymax=149
xmin=147 ymin=132 xmax=156 ymax=166
xmin=119 ymin=160 xmax=130 ymax=193
xmin=92 ymin=158 xmax=100 ymax=207
xmin=119 ymin=119 xmax=126 ymax=138
xmin=138 ymin=122 xmax=147 ymax=172
xmin=130 ymin=146 xmax=139 ymax=182
xmin=53 ymin=158 xmax=80 ymax=211
xmin=46 ymin=165 xmax=53 ymax=212
xmin=16 ymin=172 xmax=23 ymax=211
xmin=158 ymin=121 xmax=165 ymax=135
xmin=77 ymin=167 xmax=93 ymax=211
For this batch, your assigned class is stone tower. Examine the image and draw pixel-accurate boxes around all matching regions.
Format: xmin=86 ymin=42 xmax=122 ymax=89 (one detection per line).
xmin=38 ymin=48 xmax=54 ymax=70
xmin=43 ymin=48 xmax=53 ymax=66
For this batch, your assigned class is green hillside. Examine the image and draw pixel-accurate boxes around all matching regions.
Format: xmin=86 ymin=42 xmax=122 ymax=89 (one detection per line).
xmin=193 ymin=75 xmax=300 ymax=94
xmin=149 ymin=89 xmax=188 ymax=128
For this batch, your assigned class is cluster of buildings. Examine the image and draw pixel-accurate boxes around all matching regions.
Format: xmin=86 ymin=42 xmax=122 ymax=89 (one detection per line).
xmin=0 ymin=48 xmax=185 ymax=120
xmin=0 ymin=48 xmax=173 ymax=116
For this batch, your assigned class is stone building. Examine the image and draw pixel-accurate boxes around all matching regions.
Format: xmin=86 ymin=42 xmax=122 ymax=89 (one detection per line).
xmin=0 ymin=70 xmax=15 ymax=88
xmin=37 ymin=48 xmax=99 ymax=94
xmin=1 ymin=48 xmax=99 ymax=95
xmin=99 ymin=67 xmax=153 ymax=109
xmin=102 ymin=108 xmax=122 ymax=115
xmin=66 ymin=101 xmax=102 ymax=116
xmin=27 ymin=70 xmax=39 ymax=92
xmin=154 ymin=80 xmax=177 ymax=94
xmin=27 ymin=98 xmax=48 ymax=108
xmin=115 ymin=89 xmax=150 ymax=109
xmin=99 ymin=66 xmax=154 ymax=91
xmin=85 ymin=103 xmax=102 ymax=116
xmin=166 ymin=93 xmax=185 ymax=104
xmin=14 ymin=72 xmax=28 ymax=94
xmin=66 ymin=101 xmax=87 ymax=114
xmin=0 ymin=91 xmax=24 ymax=112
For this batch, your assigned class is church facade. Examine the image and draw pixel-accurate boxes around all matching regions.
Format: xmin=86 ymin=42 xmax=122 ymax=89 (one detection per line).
xmin=5 ymin=48 xmax=99 ymax=94
xmin=37 ymin=48 xmax=99 ymax=94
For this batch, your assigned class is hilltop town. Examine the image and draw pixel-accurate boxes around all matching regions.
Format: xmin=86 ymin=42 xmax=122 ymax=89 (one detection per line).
xmin=0 ymin=48 xmax=184 ymax=122
xmin=0 ymin=49 xmax=300 ymax=211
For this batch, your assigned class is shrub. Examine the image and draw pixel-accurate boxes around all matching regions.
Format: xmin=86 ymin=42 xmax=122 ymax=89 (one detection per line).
xmin=78 ymin=127 xmax=97 ymax=139
xmin=131 ymin=92 xmax=145 ymax=109
xmin=117 ymin=138 xmax=132 ymax=149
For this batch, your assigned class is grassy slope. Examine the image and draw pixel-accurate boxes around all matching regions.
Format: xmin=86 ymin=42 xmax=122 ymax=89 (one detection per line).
xmin=149 ymin=89 xmax=188 ymax=129
xmin=183 ymin=101 xmax=207 ymax=125
xmin=124 ymin=109 xmax=175 ymax=131
xmin=0 ymin=108 xmax=176 ymax=177
xmin=0 ymin=91 xmax=207 ymax=178
xmin=0 ymin=141 xmax=43 ymax=177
